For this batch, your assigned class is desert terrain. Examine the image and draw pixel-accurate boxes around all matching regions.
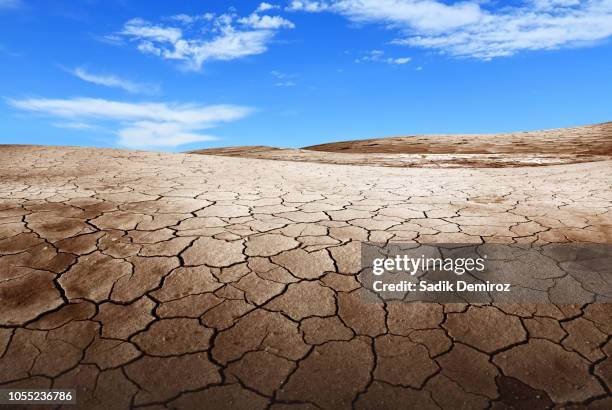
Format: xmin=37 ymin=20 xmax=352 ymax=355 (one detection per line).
xmin=193 ymin=122 xmax=612 ymax=168
xmin=1 ymin=122 xmax=611 ymax=409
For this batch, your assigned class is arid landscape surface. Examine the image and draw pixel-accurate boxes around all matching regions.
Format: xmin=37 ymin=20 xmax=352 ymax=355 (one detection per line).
xmin=193 ymin=122 xmax=612 ymax=168
xmin=1 ymin=123 xmax=612 ymax=409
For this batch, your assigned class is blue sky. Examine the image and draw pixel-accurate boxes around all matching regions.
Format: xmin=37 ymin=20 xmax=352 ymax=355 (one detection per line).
xmin=1 ymin=0 xmax=611 ymax=151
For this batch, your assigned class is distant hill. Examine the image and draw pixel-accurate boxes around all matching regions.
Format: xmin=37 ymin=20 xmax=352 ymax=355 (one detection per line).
xmin=302 ymin=122 xmax=612 ymax=155
xmin=190 ymin=122 xmax=612 ymax=168
xmin=190 ymin=146 xmax=281 ymax=156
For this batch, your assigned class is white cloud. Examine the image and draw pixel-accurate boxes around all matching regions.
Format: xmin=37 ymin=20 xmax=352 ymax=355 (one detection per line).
xmin=533 ymin=0 xmax=581 ymax=10
xmin=388 ymin=57 xmax=411 ymax=64
xmin=354 ymin=49 xmax=411 ymax=64
xmin=118 ymin=121 xmax=217 ymax=148
xmin=238 ymin=13 xmax=295 ymax=29
xmin=121 ymin=18 xmax=182 ymax=43
xmin=137 ymin=40 xmax=162 ymax=56
xmin=69 ymin=67 xmax=160 ymax=94
xmin=330 ymin=0 xmax=480 ymax=32
xmin=52 ymin=121 xmax=94 ymax=130
xmin=287 ymin=1 xmax=332 ymax=12
xmin=96 ymin=34 xmax=125 ymax=45
xmin=288 ymin=0 xmax=612 ymax=59
xmin=354 ymin=49 xmax=382 ymax=63
xmin=168 ymin=14 xmax=198 ymax=25
xmin=115 ymin=9 xmax=294 ymax=71
xmin=257 ymin=2 xmax=279 ymax=12
xmin=168 ymin=13 xmax=215 ymax=25
xmin=8 ymin=97 xmax=252 ymax=148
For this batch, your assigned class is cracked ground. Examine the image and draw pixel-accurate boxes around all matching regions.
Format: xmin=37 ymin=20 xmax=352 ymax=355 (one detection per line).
xmin=1 ymin=144 xmax=611 ymax=409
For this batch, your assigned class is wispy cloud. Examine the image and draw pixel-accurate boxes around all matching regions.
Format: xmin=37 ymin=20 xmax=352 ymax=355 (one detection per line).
xmin=52 ymin=121 xmax=94 ymax=130
xmin=287 ymin=0 xmax=612 ymax=59
xmin=95 ymin=34 xmax=125 ymax=46
xmin=270 ymin=70 xmax=297 ymax=86
xmin=114 ymin=7 xmax=295 ymax=71
xmin=389 ymin=57 xmax=411 ymax=65
xmin=167 ymin=13 xmax=215 ymax=25
xmin=68 ymin=67 xmax=160 ymax=94
xmin=287 ymin=1 xmax=331 ymax=12
xmin=8 ymin=97 xmax=252 ymax=148
xmin=121 ymin=18 xmax=182 ymax=43
xmin=256 ymin=2 xmax=280 ymax=12
xmin=354 ymin=50 xmax=411 ymax=65
xmin=238 ymin=13 xmax=295 ymax=29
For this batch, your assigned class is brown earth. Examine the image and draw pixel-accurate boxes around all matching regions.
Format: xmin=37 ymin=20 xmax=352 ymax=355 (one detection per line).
xmin=0 ymin=133 xmax=611 ymax=409
xmin=194 ymin=145 xmax=283 ymax=157
xmin=192 ymin=122 xmax=612 ymax=168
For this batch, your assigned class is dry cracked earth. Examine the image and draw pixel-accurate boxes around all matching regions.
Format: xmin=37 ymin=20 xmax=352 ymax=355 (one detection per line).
xmin=192 ymin=122 xmax=612 ymax=169
xmin=1 ymin=141 xmax=612 ymax=409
